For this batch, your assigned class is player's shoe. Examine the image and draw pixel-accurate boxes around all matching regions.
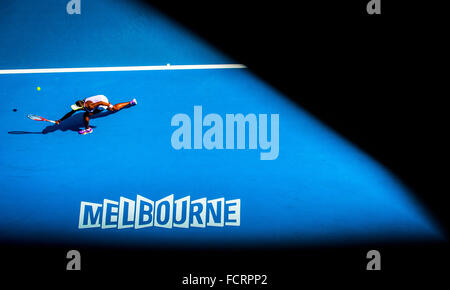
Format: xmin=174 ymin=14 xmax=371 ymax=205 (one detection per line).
xmin=79 ymin=128 xmax=93 ymax=135
xmin=130 ymin=98 xmax=137 ymax=106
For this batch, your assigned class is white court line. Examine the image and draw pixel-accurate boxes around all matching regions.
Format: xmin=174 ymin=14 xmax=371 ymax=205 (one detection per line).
xmin=0 ymin=64 xmax=246 ymax=74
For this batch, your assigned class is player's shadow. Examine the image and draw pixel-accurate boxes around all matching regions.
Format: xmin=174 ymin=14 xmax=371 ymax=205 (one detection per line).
xmin=8 ymin=111 xmax=114 ymax=135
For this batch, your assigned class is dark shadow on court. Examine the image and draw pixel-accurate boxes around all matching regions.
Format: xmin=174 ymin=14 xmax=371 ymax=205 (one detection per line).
xmin=8 ymin=111 xmax=114 ymax=135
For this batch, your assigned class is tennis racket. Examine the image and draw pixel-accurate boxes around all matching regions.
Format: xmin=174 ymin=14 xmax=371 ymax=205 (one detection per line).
xmin=27 ymin=114 xmax=56 ymax=124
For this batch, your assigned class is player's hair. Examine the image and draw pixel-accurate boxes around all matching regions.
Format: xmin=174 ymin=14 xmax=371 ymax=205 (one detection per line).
xmin=75 ymin=100 xmax=84 ymax=107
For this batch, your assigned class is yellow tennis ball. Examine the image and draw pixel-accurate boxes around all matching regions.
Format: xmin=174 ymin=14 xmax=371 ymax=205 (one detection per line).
xmin=37 ymin=87 xmax=41 ymax=91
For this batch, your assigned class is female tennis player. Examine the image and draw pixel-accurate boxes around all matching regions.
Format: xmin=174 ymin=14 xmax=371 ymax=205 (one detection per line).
xmin=56 ymin=95 xmax=137 ymax=135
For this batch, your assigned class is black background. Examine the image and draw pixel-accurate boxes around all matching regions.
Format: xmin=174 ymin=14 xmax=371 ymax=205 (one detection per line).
xmin=2 ymin=0 xmax=448 ymax=287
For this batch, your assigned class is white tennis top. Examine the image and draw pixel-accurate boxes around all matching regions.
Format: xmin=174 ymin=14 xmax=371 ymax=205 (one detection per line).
xmin=84 ymin=95 xmax=109 ymax=112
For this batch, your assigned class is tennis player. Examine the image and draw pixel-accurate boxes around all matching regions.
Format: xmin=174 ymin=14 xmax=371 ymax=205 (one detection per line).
xmin=56 ymin=95 xmax=137 ymax=135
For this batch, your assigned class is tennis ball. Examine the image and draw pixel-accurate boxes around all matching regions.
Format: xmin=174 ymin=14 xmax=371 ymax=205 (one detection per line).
xmin=37 ymin=87 xmax=41 ymax=91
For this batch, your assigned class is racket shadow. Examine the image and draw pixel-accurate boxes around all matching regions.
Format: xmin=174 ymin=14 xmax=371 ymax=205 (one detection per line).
xmin=8 ymin=111 xmax=114 ymax=135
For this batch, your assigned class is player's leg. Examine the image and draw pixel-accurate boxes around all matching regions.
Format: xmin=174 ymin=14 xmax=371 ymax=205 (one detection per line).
xmin=79 ymin=112 xmax=94 ymax=135
xmin=111 ymin=98 xmax=137 ymax=112
xmin=83 ymin=112 xmax=91 ymax=129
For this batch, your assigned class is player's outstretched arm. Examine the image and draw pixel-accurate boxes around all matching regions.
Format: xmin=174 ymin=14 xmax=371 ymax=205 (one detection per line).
xmin=56 ymin=110 xmax=76 ymax=124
